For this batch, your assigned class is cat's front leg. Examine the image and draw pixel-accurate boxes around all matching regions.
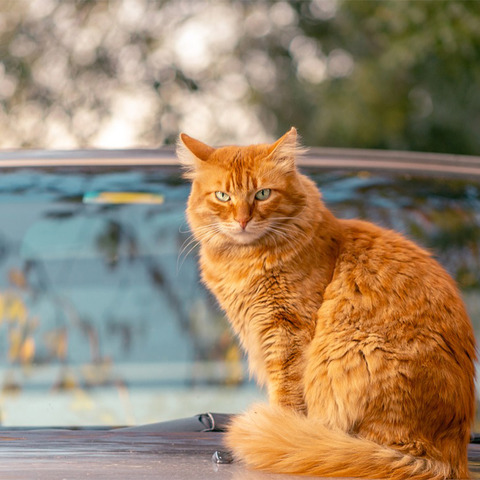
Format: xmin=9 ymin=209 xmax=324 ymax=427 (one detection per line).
xmin=261 ymin=322 xmax=310 ymax=413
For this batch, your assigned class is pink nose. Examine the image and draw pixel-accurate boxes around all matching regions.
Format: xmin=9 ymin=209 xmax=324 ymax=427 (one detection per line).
xmin=237 ymin=219 xmax=249 ymax=230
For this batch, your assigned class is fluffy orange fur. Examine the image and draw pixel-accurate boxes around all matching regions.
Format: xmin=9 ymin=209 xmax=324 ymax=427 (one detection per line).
xmin=177 ymin=128 xmax=476 ymax=479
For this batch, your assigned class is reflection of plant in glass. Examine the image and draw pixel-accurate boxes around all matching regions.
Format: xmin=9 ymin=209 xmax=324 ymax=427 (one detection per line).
xmin=96 ymin=219 xmax=139 ymax=268
xmin=0 ymin=264 xmax=114 ymax=395
xmin=0 ymin=291 xmax=36 ymax=366
xmin=93 ymin=214 xmax=243 ymax=385
xmin=0 ymin=269 xmax=37 ymax=395
xmin=43 ymin=329 xmax=68 ymax=362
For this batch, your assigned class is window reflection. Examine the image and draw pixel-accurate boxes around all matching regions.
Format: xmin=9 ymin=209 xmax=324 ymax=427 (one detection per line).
xmin=0 ymin=167 xmax=249 ymax=426
xmin=0 ymin=166 xmax=479 ymax=427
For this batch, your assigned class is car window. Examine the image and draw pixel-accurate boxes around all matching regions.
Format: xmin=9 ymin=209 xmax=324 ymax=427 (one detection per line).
xmin=0 ymin=165 xmax=263 ymax=426
xmin=0 ymin=164 xmax=478 ymax=428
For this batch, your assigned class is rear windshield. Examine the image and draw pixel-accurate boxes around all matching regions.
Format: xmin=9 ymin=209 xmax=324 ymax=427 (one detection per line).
xmin=0 ymin=165 xmax=479 ymax=427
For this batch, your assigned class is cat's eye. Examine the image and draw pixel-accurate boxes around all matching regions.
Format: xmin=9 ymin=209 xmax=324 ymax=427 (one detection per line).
xmin=215 ymin=191 xmax=231 ymax=202
xmin=255 ymin=188 xmax=271 ymax=201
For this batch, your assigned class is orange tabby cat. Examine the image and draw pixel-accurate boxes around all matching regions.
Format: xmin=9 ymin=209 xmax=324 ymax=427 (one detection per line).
xmin=177 ymin=128 xmax=476 ymax=479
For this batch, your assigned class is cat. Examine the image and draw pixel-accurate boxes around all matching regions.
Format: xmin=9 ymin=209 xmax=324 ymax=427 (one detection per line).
xmin=177 ymin=127 xmax=476 ymax=480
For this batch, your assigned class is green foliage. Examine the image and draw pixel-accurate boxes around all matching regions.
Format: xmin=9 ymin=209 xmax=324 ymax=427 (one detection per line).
xmin=0 ymin=0 xmax=478 ymax=153
xmin=267 ymin=0 xmax=480 ymax=154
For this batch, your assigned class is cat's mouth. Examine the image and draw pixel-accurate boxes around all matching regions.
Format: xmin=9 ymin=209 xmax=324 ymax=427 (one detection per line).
xmin=223 ymin=225 xmax=264 ymax=245
xmin=229 ymin=230 xmax=263 ymax=244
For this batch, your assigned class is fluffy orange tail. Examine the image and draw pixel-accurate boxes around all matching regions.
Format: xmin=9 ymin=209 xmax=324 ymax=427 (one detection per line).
xmin=225 ymin=404 xmax=454 ymax=480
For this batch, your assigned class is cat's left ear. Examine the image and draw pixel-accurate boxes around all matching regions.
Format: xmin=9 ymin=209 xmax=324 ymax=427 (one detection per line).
xmin=176 ymin=133 xmax=216 ymax=180
xmin=267 ymin=127 xmax=304 ymax=172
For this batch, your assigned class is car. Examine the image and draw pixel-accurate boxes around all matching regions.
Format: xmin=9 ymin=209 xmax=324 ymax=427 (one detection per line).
xmin=0 ymin=147 xmax=479 ymax=479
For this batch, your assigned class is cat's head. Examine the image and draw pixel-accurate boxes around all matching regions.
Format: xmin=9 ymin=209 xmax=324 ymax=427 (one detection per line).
xmin=177 ymin=128 xmax=311 ymax=248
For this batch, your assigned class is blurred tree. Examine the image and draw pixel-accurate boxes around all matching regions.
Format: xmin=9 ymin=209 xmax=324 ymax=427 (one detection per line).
xmin=270 ymin=0 xmax=480 ymax=154
xmin=0 ymin=0 xmax=478 ymax=154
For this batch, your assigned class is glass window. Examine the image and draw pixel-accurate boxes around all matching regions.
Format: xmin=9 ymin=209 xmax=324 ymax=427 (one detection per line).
xmin=0 ymin=165 xmax=262 ymax=426
xmin=0 ymin=163 xmax=479 ymax=428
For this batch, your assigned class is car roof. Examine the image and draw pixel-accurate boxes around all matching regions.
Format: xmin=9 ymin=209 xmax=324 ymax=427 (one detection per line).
xmin=0 ymin=147 xmax=479 ymax=178
xmin=0 ymin=427 xmax=478 ymax=479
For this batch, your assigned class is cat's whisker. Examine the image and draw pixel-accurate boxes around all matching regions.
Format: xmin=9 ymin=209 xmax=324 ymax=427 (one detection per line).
xmin=178 ymin=222 xmax=192 ymax=234
xmin=178 ymin=230 xmax=196 ymax=252
xmin=176 ymin=223 xmax=224 ymax=273
xmin=176 ymin=235 xmax=198 ymax=273
xmin=177 ymin=231 xmax=213 ymax=272
xmin=263 ymin=227 xmax=293 ymax=246
xmin=274 ymin=220 xmax=310 ymax=237
xmin=177 ymin=240 xmax=201 ymax=273
xmin=272 ymin=216 xmax=301 ymax=221
xmin=264 ymin=222 xmax=311 ymax=246
xmin=178 ymin=235 xmax=197 ymax=258
xmin=178 ymin=227 xmax=212 ymax=256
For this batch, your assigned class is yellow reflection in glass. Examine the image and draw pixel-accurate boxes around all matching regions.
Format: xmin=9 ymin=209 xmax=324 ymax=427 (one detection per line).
xmin=83 ymin=192 xmax=164 ymax=204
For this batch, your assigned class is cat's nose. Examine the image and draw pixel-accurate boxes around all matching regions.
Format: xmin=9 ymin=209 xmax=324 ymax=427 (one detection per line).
xmin=234 ymin=202 xmax=252 ymax=230
xmin=237 ymin=218 xmax=249 ymax=230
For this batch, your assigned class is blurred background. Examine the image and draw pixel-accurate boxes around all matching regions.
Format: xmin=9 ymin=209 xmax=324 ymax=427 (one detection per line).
xmin=0 ymin=0 xmax=479 ymax=153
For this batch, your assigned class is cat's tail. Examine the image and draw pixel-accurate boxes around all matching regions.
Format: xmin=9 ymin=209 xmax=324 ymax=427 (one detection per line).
xmin=225 ymin=403 xmax=453 ymax=480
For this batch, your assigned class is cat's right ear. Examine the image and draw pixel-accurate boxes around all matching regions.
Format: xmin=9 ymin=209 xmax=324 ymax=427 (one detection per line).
xmin=176 ymin=133 xmax=215 ymax=180
xmin=267 ymin=127 xmax=305 ymax=173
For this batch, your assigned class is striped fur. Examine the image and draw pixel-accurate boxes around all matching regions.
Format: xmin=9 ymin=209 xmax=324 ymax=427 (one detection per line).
xmin=178 ymin=128 xmax=476 ymax=479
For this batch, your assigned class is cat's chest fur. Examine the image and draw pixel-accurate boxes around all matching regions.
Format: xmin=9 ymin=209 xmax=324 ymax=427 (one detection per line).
xmin=200 ymin=246 xmax=325 ymax=323
xmin=199 ymin=243 xmax=332 ymax=384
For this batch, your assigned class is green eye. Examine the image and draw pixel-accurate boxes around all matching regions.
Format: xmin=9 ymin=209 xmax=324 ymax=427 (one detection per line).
xmin=215 ymin=191 xmax=231 ymax=202
xmin=255 ymin=188 xmax=271 ymax=201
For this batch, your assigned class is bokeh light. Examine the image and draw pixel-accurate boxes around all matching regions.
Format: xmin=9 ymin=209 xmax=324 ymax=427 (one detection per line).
xmin=0 ymin=0 xmax=478 ymax=153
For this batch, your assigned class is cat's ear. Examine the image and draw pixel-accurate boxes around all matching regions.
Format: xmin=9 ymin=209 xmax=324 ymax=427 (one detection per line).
xmin=176 ymin=133 xmax=215 ymax=180
xmin=267 ymin=127 xmax=304 ymax=172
